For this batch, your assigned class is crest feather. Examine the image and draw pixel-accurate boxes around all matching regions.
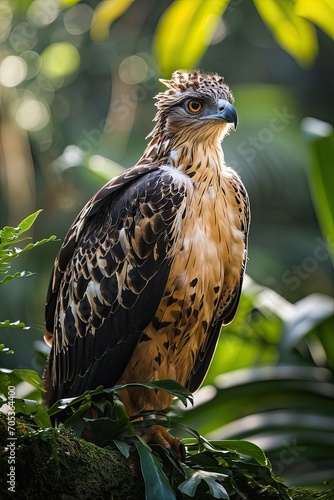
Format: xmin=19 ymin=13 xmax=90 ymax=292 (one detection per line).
xmin=159 ymin=70 xmax=225 ymax=93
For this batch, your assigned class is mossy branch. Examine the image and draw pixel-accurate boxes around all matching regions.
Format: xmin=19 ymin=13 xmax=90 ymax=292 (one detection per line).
xmin=0 ymin=414 xmax=332 ymax=500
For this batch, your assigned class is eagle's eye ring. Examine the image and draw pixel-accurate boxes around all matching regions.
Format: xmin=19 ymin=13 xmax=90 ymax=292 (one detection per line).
xmin=187 ymin=99 xmax=203 ymax=113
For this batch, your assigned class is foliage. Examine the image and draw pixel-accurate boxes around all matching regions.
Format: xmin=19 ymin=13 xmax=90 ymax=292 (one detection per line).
xmin=309 ymin=134 xmax=334 ymax=256
xmin=96 ymin=0 xmax=334 ymax=72
xmin=0 ymin=211 xmax=55 ymax=395
xmin=0 ymin=210 xmax=56 ymax=289
xmin=181 ymin=282 xmax=334 ymax=488
xmin=1 ymin=380 xmax=292 ymax=499
xmin=45 ymin=0 xmax=334 ymax=71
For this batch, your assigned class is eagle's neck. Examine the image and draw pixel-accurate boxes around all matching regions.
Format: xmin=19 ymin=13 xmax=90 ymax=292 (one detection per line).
xmin=138 ymin=132 xmax=226 ymax=184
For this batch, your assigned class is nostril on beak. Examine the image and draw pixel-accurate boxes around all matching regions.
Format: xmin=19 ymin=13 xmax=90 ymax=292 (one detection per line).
xmin=217 ymin=99 xmax=238 ymax=129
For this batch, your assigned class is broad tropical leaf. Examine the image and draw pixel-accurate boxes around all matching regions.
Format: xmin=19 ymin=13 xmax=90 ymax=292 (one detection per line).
xmin=154 ymin=0 xmax=229 ymax=74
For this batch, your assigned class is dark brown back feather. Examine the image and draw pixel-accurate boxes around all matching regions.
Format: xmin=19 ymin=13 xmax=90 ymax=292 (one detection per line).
xmin=44 ymin=165 xmax=189 ymax=406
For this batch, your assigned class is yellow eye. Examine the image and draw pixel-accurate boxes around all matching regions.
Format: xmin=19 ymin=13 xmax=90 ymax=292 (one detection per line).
xmin=187 ymin=100 xmax=203 ymax=113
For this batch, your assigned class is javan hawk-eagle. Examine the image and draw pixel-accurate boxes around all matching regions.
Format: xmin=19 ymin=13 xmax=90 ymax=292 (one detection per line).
xmin=43 ymin=69 xmax=250 ymax=460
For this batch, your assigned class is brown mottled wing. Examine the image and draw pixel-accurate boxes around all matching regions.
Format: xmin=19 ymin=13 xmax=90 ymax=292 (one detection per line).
xmin=44 ymin=165 xmax=187 ymax=405
xmin=187 ymin=175 xmax=250 ymax=393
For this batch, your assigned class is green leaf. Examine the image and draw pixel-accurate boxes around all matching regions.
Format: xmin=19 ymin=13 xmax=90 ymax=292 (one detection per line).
xmin=13 ymin=369 xmax=44 ymax=391
xmin=232 ymin=461 xmax=285 ymax=491
xmin=189 ymin=452 xmax=221 ymax=468
xmin=254 ymin=0 xmax=318 ymax=66
xmin=17 ymin=210 xmax=43 ymax=232
xmin=63 ymin=401 xmax=95 ymax=436
xmin=0 ymin=271 xmax=33 ymax=285
xmin=58 ymin=0 xmax=81 ymax=7
xmin=0 ymin=226 xmax=21 ymax=247
xmin=279 ymin=294 xmax=334 ymax=353
xmin=48 ymin=380 xmax=192 ymax=417
xmin=133 ymin=440 xmax=176 ymax=500
xmin=106 ymin=379 xmax=193 ymax=407
xmin=0 ymin=343 xmax=14 ymax=354
xmin=0 ymin=211 xmax=56 ymax=290
xmin=209 ymin=440 xmax=269 ymax=467
xmin=84 ymin=416 xmax=133 ymax=445
xmin=112 ymin=439 xmax=132 ymax=458
xmin=47 ymin=385 xmax=105 ymax=417
xmin=0 ymin=372 xmax=10 ymax=395
xmin=179 ymin=467 xmax=229 ymax=499
xmin=15 ymin=399 xmax=52 ymax=428
xmin=0 ymin=319 xmax=26 ymax=329
xmin=295 ymin=0 xmax=334 ymax=40
xmin=91 ymin=0 xmax=135 ymax=41
xmin=31 ymin=408 xmax=52 ymax=428
xmin=309 ymin=134 xmax=334 ymax=256
xmin=154 ymin=0 xmax=229 ymax=75
xmin=21 ymin=235 xmax=57 ymax=253
xmin=84 ymin=399 xmax=133 ymax=446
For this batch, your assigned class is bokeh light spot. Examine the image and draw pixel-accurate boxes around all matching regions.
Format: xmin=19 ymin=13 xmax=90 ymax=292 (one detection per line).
xmin=119 ymin=55 xmax=148 ymax=85
xmin=41 ymin=43 xmax=80 ymax=79
xmin=21 ymin=51 xmax=42 ymax=80
xmin=0 ymin=56 xmax=28 ymax=88
xmin=0 ymin=3 xmax=12 ymax=43
xmin=64 ymin=4 xmax=93 ymax=35
xmin=15 ymin=99 xmax=49 ymax=131
xmin=9 ymin=22 xmax=38 ymax=52
xmin=27 ymin=0 xmax=59 ymax=28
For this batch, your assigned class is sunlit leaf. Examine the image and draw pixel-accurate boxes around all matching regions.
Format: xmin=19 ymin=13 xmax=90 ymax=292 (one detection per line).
xmin=0 ymin=271 xmax=34 ymax=285
xmin=309 ymin=135 xmax=334 ymax=255
xmin=295 ymin=0 xmax=334 ymax=40
xmin=0 ymin=226 xmax=20 ymax=247
xmin=17 ymin=210 xmax=43 ymax=232
xmin=178 ymin=468 xmax=229 ymax=499
xmin=21 ymin=235 xmax=57 ymax=253
xmin=58 ymin=0 xmax=81 ymax=7
xmin=13 ymin=369 xmax=44 ymax=391
xmin=154 ymin=0 xmax=229 ymax=75
xmin=0 ymin=319 xmax=26 ymax=329
xmin=0 ymin=343 xmax=14 ymax=354
xmin=90 ymin=0 xmax=134 ymax=41
xmin=254 ymin=0 xmax=317 ymax=66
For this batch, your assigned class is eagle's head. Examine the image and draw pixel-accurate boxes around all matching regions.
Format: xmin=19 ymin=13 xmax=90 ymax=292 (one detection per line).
xmin=149 ymin=70 xmax=238 ymax=144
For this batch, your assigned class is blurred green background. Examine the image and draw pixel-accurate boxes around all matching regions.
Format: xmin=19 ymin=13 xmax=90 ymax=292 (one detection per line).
xmin=0 ymin=0 xmax=333 ymax=489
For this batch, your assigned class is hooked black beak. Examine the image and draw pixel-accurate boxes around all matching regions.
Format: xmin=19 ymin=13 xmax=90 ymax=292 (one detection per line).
xmin=201 ymin=99 xmax=238 ymax=130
